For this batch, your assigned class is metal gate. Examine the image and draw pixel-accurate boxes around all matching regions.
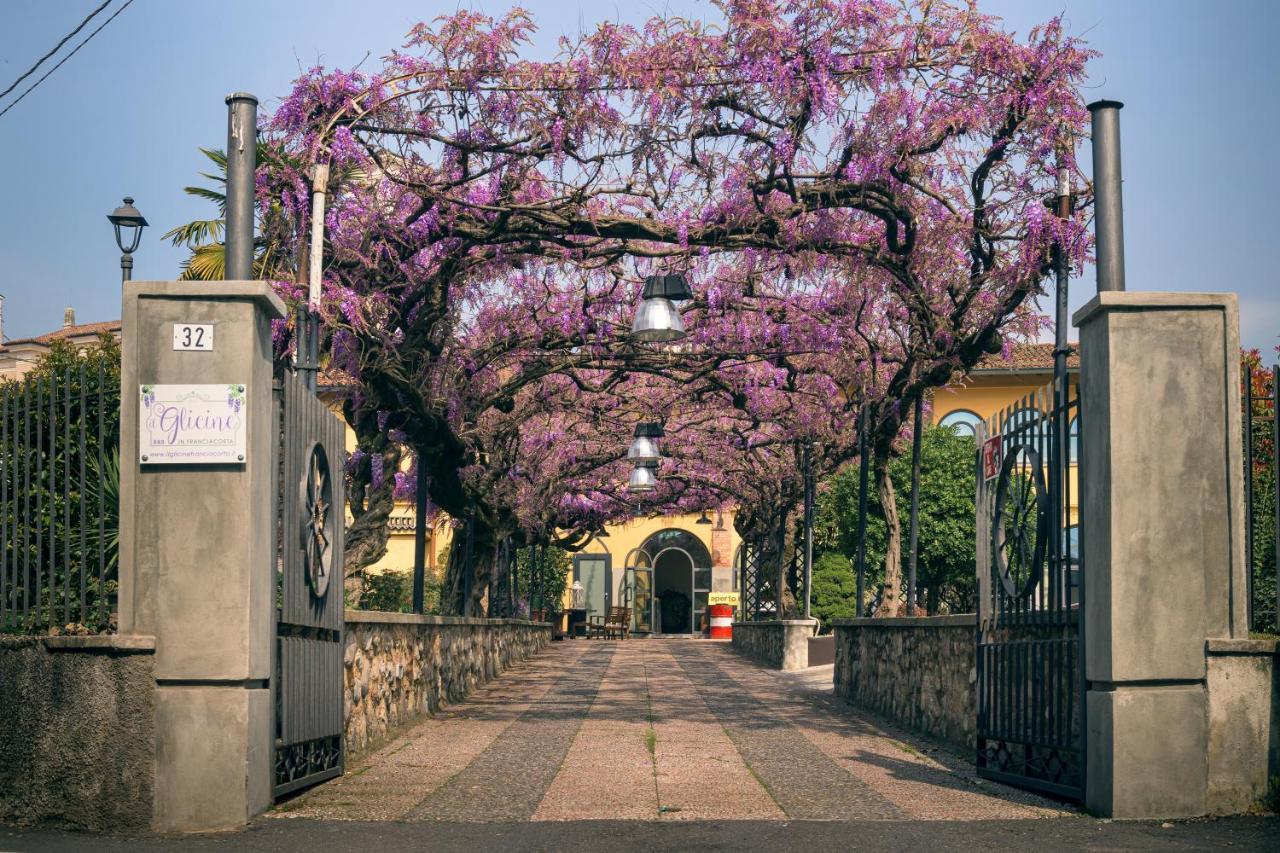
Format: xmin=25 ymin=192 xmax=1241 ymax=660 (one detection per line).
xmin=974 ymin=377 xmax=1084 ymax=801
xmin=272 ymin=370 xmax=346 ymax=799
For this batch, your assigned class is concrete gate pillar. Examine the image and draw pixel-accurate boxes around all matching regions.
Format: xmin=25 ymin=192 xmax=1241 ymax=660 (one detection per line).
xmin=118 ymin=281 xmax=286 ymax=831
xmin=1073 ymin=292 xmax=1246 ymax=818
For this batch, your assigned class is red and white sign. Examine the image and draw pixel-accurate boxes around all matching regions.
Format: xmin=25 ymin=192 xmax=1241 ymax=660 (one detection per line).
xmin=982 ymin=435 xmax=1003 ymax=482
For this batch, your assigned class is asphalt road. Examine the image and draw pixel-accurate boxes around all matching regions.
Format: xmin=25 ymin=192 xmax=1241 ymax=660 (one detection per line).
xmin=3 ymin=816 xmax=1278 ymax=852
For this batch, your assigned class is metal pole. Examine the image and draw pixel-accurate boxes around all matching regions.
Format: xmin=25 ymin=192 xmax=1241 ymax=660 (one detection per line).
xmin=120 ymin=253 xmax=133 ymax=283
xmin=297 ymin=163 xmax=329 ymax=392
xmin=1052 ymin=155 xmax=1073 ymax=610
xmin=530 ymin=543 xmax=540 ymax=620
xmin=906 ymin=396 xmax=923 ymax=616
xmin=855 ymin=408 xmax=870 ymax=616
xmin=776 ymin=510 xmax=788 ymax=620
xmin=803 ymin=447 xmax=814 ymax=621
xmin=462 ymin=513 xmax=475 ymax=617
xmin=1244 ymin=368 xmax=1255 ymax=630
xmin=1087 ymin=100 xmax=1125 ymax=293
xmin=224 ymin=93 xmax=258 ymax=282
xmin=412 ymin=452 xmax=426 ymax=614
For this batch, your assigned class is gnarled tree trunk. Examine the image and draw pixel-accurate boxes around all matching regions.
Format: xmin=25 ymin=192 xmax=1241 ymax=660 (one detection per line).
xmin=343 ymin=442 xmax=403 ymax=595
xmin=874 ymin=453 xmax=902 ymax=616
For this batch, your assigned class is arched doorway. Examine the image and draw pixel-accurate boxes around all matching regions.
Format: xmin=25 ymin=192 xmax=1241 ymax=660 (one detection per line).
xmin=624 ymin=529 xmax=712 ymax=636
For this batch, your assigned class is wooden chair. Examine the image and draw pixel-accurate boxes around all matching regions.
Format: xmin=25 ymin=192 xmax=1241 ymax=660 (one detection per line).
xmin=604 ymin=606 xmax=631 ymax=640
xmin=588 ymin=606 xmax=632 ymax=639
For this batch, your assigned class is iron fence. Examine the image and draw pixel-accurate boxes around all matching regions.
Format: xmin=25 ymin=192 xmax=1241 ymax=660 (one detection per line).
xmin=0 ymin=364 xmax=120 ymax=633
xmin=1243 ymin=362 xmax=1278 ymax=635
xmin=736 ymin=539 xmax=774 ymax=621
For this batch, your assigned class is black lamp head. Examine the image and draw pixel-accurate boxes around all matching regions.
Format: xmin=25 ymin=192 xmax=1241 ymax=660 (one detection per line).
xmin=107 ymin=197 xmax=148 ymax=253
xmin=641 ymin=274 xmax=693 ymax=301
xmin=633 ymin=421 xmax=665 ymax=439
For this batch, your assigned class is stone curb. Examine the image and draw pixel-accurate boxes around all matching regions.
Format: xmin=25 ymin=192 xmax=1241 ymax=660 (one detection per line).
xmin=345 ymin=611 xmax=550 ymax=628
xmin=0 ymin=633 xmax=156 ymax=653
xmin=832 ymin=614 xmax=976 ymax=628
xmin=1205 ymin=637 xmax=1280 ymax=655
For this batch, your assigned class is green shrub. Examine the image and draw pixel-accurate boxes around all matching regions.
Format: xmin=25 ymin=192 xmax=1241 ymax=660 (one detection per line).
xmin=811 ymin=551 xmax=859 ymax=630
xmin=353 ymin=569 xmax=441 ymax=614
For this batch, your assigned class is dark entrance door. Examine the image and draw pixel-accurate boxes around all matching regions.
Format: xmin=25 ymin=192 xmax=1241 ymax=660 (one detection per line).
xmin=654 ymin=549 xmax=693 ymax=634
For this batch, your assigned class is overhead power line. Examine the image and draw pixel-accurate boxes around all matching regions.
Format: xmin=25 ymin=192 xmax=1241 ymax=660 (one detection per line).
xmin=0 ymin=0 xmax=114 ymax=101
xmin=0 ymin=0 xmax=136 ymax=122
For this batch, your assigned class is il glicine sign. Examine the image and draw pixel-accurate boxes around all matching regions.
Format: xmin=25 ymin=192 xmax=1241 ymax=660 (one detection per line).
xmin=140 ymin=384 xmax=247 ymax=464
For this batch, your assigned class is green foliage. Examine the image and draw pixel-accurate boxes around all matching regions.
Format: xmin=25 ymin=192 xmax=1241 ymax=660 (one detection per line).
xmin=1264 ymin=774 xmax=1280 ymax=814
xmin=816 ymin=425 xmax=977 ymax=614
xmin=352 ymin=569 xmax=442 ymax=614
xmin=163 ymin=143 xmax=365 ymax=282
xmin=1244 ymin=350 xmax=1278 ymax=633
xmin=811 ymin=551 xmax=859 ymax=630
xmin=515 ymin=545 xmax=570 ymax=613
xmin=1 ymin=336 xmax=121 ymax=633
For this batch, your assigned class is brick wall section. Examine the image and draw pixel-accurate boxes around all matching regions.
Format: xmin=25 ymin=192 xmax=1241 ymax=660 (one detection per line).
xmin=832 ymin=615 xmax=977 ymax=751
xmin=0 ymin=635 xmax=156 ymax=832
xmin=344 ymin=613 xmax=552 ymax=755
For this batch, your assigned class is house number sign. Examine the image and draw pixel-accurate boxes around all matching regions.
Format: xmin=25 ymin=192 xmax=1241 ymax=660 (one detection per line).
xmin=139 ymin=384 xmax=247 ymax=465
xmin=173 ymin=323 xmax=214 ymax=351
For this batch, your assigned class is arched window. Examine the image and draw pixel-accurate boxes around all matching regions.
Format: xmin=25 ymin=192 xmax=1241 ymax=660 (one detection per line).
xmin=1069 ymin=415 xmax=1080 ymax=464
xmin=639 ymin=528 xmax=712 ymax=568
xmin=938 ymin=408 xmax=982 ymax=438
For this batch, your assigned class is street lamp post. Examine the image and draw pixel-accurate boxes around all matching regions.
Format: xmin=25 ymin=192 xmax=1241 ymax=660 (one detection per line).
xmin=107 ymin=197 xmax=147 ymax=283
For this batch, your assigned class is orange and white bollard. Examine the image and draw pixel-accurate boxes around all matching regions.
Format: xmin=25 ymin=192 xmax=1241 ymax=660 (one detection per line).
xmin=708 ymin=603 xmax=733 ymax=639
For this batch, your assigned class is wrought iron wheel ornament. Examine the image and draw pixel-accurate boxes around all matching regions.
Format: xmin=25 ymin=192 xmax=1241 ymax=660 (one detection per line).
xmin=301 ymin=442 xmax=333 ymax=599
xmin=991 ymin=444 xmax=1049 ymax=599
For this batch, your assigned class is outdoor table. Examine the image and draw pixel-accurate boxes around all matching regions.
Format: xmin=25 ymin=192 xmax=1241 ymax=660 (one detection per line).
xmin=564 ymin=608 xmax=588 ymax=638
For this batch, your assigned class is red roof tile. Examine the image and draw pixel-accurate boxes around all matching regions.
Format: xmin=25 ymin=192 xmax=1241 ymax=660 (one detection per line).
xmin=2 ymin=320 xmax=121 ymax=350
xmin=973 ymin=342 xmax=1079 ymax=372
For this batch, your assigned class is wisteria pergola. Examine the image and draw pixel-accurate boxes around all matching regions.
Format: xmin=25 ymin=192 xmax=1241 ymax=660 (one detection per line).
xmin=257 ymin=0 xmax=1094 ymax=616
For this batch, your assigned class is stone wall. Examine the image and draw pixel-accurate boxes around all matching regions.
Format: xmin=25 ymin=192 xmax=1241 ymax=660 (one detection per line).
xmin=1205 ymin=638 xmax=1280 ymax=814
xmin=344 ymin=612 xmax=552 ymax=755
xmin=731 ymin=620 xmax=817 ymax=670
xmin=0 ymin=635 xmax=156 ymax=832
xmin=833 ymin=615 xmax=976 ymax=751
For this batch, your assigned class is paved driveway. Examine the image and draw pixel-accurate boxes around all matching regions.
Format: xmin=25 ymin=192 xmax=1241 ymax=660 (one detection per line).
xmin=6 ymin=641 xmax=1279 ymax=850
xmin=274 ymin=639 xmax=1066 ymax=823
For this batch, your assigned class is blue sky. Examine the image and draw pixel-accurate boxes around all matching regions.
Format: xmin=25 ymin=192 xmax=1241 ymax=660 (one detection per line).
xmin=0 ymin=0 xmax=1276 ymax=350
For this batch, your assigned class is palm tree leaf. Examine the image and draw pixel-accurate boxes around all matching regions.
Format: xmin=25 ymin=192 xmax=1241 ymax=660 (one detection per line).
xmin=161 ymin=218 xmax=224 ymax=249
xmin=184 ymin=186 xmax=227 ymax=212
xmin=180 ymin=244 xmax=226 ymax=281
xmin=199 ymin=147 xmax=228 ymax=169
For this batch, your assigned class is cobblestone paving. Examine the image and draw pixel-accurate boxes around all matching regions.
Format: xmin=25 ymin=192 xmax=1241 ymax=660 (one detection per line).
xmin=274 ymin=639 xmax=1070 ymax=822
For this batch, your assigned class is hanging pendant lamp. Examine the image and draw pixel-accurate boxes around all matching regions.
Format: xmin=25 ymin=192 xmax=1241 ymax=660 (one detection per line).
xmin=627 ymin=434 xmax=661 ymax=465
xmin=630 ymin=274 xmax=692 ymax=343
xmin=628 ymin=465 xmax=657 ymax=492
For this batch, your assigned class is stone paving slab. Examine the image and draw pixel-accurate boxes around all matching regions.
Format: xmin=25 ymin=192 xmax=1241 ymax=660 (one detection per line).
xmin=701 ymin=644 xmax=1066 ymax=820
xmin=668 ymin=642 xmax=905 ymax=820
xmin=644 ymin=643 xmax=785 ymax=821
xmin=532 ymin=642 xmax=657 ymax=820
xmin=275 ymin=641 xmax=595 ymax=820
xmin=407 ymin=643 xmax=616 ymax=821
